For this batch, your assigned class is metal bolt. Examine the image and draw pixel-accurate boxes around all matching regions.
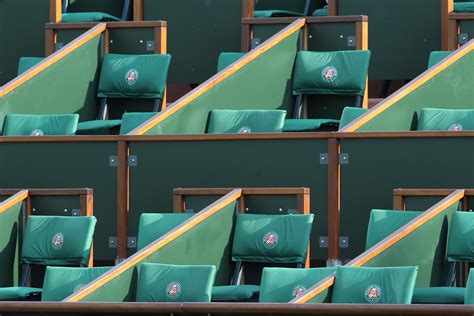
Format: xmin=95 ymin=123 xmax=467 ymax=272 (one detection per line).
xmin=64 ymin=209 xmax=68 ymax=213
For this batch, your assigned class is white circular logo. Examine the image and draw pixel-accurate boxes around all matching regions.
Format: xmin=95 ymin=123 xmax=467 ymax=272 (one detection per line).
xmin=73 ymin=283 xmax=86 ymax=293
xmin=166 ymin=281 xmax=181 ymax=299
xmin=52 ymin=232 xmax=64 ymax=250
xmin=263 ymin=231 xmax=278 ymax=249
xmin=31 ymin=129 xmax=44 ymax=136
xmin=238 ymin=126 xmax=252 ymax=134
xmin=322 ymin=66 xmax=338 ymax=82
xmin=365 ymin=284 xmax=382 ymax=303
xmin=292 ymin=285 xmax=307 ymax=298
xmin=125 ymin=69 xmax=139 ymax=86
xmin=449 ymin=123 xmax=463 ymax=132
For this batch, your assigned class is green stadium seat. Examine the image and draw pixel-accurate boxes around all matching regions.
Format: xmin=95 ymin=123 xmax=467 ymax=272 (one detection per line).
xmin=427 ymin=51 xmax=452 ymax=69
xmin=466 ymin=269 xmax=474 ymax=304
xmin=417 ymin=108 xmax=474 ymax=131
xmin=217 ymin=52 xmax=245 ymax=73
xmin=312 ymin=7 xmax=328 ymax=16
xmin=331 ymin=266 xmax=418 ymax=304
xmin=338 ymin=107 xmax=368 ymax=130
xmin=136 ymin=263 xmax=216 ymax=302
xmin=0 ymin=287 xmax=42 ymax=301
xmin=42 ymin=266 xmax=111 ymax=301
xmin=61 ymin=0 xmax=130 ymax=22
xmin=283 ymin=119 xmax=340 ymax=132
xmin=119 ymin=112 xmax=156 ymax=135
xmin=17 ymin=57 xmax=44 ymax=75
xmin=454 ymin=2 xmax=474 ymax=13
xmin=207 ymin=109 xmax=287 ymax=134
xmin=254 ymin=0 xmax=311 ymax=17
xmin=259 ymin=267 xmax=336 ymax=302
xmin=2 ymin=114 xmax=79 ymax=136
xmin=412 ymin=287 xmax=466 ymax=304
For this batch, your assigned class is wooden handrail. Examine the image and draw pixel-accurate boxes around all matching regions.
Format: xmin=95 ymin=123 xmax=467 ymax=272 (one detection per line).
xmin=0 ymin=188 xmax=92 ymax=196
xmin=173 ymin=188 xmax=309 ymax=196
xmin=45 ymin=21 xmax=167 ymax=29
xmin=394 ymin=189 xmax=474 ymax=197
xmin=441 ymin=0 xmax=454 ymax=50
xmin=0 ymin=190 xmax=29 ymax=214
xmin=65 ymin=189 xmax=242 ymax=302
xmin=241 ymin=15 xmax=367 ymax=25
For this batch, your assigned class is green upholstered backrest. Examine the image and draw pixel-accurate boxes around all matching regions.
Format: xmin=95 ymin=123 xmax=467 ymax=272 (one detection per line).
xmin=259 ymin=267 xmax=336 ymax=302
xmin=365 ymin=210 xmax=421 ymax=249
xmin=17 ymin=57 xmax=44 ymax=75
xmin=98 ymin=54 xmax=171 ymax=99
xmin=331 ymin=266 xmax=418 ymax=304
xmin=231 ymin=214 xmax=314 ymax=264
xmin=2 ymin=114 xmax=79 ymax=136
xmin=447 ymin=212 xmax=474 ymax=262
xmin=137 ymin=213 xmax=194 ymax=251
xmin=466 ymin=268 xmax=474 ymax=304
xmin=292 ymin=50 xmax=371 ymax=96
xmin=217 ymin=52 xmax=245 ymax=73
xmin=454 ymin=2 xmax=474 ymax=13
xmin=61 ymin=12 xmax=121 ymax=22
xmin=427 ymin=51 xmax=452 ymax=69
xmin=417 ymin=108 xmax=474 ymax=131
xmin=21 ymin=216 xmax=96 ymax=266
xmin=120 ymin=112 xmax=156 ymax=135
xmin=136 ymin=263 xmax=216 ymax=302
xmin=338 ymin=107 xmax=368 ymax=130
xmin=42 ymin=266 xmax=111 ymax=301
xmin=207 ymin=110 xmax=287 ymax=134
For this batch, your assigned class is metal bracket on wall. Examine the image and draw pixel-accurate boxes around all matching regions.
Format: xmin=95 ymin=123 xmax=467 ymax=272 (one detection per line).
xmin=127 ymin=237 xmax=137 ymax=249
xmin=146 ymin=40 xmax=155 ymax=52
xmin=128 ymin=155 xmax=138 ymax=167
xmin=339 ymin=236 xmax=349 ymax=248
xmin=459 ymin=33 xmax=469 ymax=45
xmin=320 ymin=153 xmax=329 ymax=165
xmin=339 ymin=153 xmax=349 ymax=165
xmin=319 ymin=236 xmax=328 ymax=248
xmin=251 ymin=38 xmax=261 ymax=49
xmin=108 ymin=237 xmax=117 ymax=248
xmin=109 ymin=155 xmax=118 ymax=167
xmin=347 ymin=36 xmax=356 ymax=47
xmin=71 ymin=209 xmax=80 ymax=216
xmin=55 ymin=42 xmax=64 ymax=51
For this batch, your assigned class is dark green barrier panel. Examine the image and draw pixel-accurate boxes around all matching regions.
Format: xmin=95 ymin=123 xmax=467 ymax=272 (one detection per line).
xmin=67 ymin=0 xmax=127 ymax=18
xmin=143 ymin=0 xmax=242 ymax=84
xmin=29 ymin=196 xmax=83 ymax=217
xmin=339 ymin=137 xmax=474 ymax=260
xmin=339 ymin=0 xmax=442 ymax=80
xmin=403 ymin=196 xmax=445 ymax=211
xmin=0 ymin=201 xmax=23 ymax=287
xmin=128 ymin=138 xmax=328 ymax=260
xmin=0 ymin=142 xmax=117 ymax=260
xmin=460 ymin=19 xmax=474 ymax=43
xmin=0 ymin=0 xmax=49 ymax=85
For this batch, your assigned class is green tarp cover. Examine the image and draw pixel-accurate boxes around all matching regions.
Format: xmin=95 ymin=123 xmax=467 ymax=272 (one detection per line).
xmin=217 ymin=52 xmax=245 ymax=73
xmin=283 ymin=119 xmax=340 ymax=132
xmin=312 ymin=7 xmax=328 ymax=16
xmin=17 ymin=57 xmax=44 ymax=75
xmin=231 ymin=214 xmax=314 ymax=263
xmin=412 ymin=287 xmax=465 ymax=304
xmin=254 ymin=10 xmax=305 ymax=18
xmin=21 ymin=216 xmax=96 ymax=266
xmin=466 ymin=269 xmax=474 ymax=304
xmin=417 ymin=108 xmax=474 ymax=131
xmin=447 ymin=212 xmax=474 ymax=262
xmin=454 ymin=2 xmax=474 ymax=13
xmin=137 ymin=213 xmax=194 ymax=251
xmin=120 ymin=112 xmax=156 ymax=135
xmin=136 ymin=263 xmax=216 ymax=302
xmin=259 ymin=267 xmax=336 ymax=302
xmin=62 ymin=12 xmax=121 ymax=22
xmin=42 ymin=266 xmax=111 ymax=301
xmin=331 ymin=266 xmax=418 ymax=304
xmin=365 ymin=210 xmax=421 ymax=249
xmin=2 ymin=114 xmax=79 ymax=136
xmin=98 ymin=54 xmax=171 ymax=99
xmin=0 ymin=287 xmax=42 ymax=301
xmin=428 ymin=51 xmax=452 ymax=69
xmin=211 ymin=285 xmax=261 ymax=302
xmin=338 ymin=107 xmax=368 ymax=130
xmin=207 ymin=110 xmax=287 ymax=134
xmin=292 ymin=50 xmax=371 ymax=96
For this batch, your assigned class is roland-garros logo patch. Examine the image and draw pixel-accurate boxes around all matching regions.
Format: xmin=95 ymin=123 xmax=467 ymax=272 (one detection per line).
xmin=292 ymin=285 xmax=307 ymax=298
xmin=238 ymin=126 xmax=252 ymax=134
xmin=166 ymin=281 xmax=182 ymax=299
xmin=365 ymin=284 xmax=382 ymax=303
xmin=263 ymin=231 xmax=278 ymax=249
xmin=449 ymin=123 xmax=463 ymax=131
xmin=30 ymin=129 xmax=44 ymax=136
xmin=125 ymin=69 xmax=139 ymax=86
xmin=321 ymin=66 xmax=338 ymax=83
xmin=52 ymin=232 xmax=64 ymax=250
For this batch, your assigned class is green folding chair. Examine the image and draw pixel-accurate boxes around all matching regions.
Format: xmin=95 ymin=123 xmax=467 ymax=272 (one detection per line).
xmin=2 ymin=114 xmax=79 ymax=136
xmin=454 ymin=2 xmax=474 ymax=13
xmin=17 ymin=57 xmax=44 ymax=75
xmin=207 ymin=109 xmax=287 ymax=134
xmin=417 ymin=108 xmax=474 ymax=131
xmin=217 ymin=52 xmax=245 ymax=73
xmin=61 ymin=0 xmax=130 ymax=22
xmin=338 ymin=107 xmax=368 ymax=130
xmin=427 ymin=51 xmax=452 ymax=69
xmin=254 ymin=0 xmax=311 ymax=18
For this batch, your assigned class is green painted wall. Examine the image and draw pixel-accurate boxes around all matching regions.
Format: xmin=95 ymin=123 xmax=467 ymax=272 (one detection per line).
xmin=0 ymin=201 xmax=23 ymax=287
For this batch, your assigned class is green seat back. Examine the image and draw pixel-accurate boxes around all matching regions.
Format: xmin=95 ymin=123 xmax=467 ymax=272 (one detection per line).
xmin=454 ymin=2 xmax=474 ymax=13
xmin=283 ymin=119 xmax=340 ymax=132
xmin=331 ymin=266 xmax=418 ymax=304
xmin=412 ymin=287 xmax=466 ymax=304
xmin=217 ymin=52 xmax=245 ymax=73
xmin=137 ymin=213 xmax=194 ymax=251
xmin=61 ymin=12 xmax=121 ymax=22
xmin=211 ymin=284 xmax=261 ymax=302
xmin=136 ymin=263 xmax=216 ymax=302
xmin=466 ymin=268 xmax=474 ymax=304
xmin=42 ymin=266 xmax=111 ymax=301
xmin=231 ymin=214 xmax=314 ymax=264
xmin=254 ymin=10 xmax=305 ymax=18
xmin=292 ymin=50 xmax=371 ymax=97
xmin=338 ymin=107 xmax=368 ymax=130
xmin=427 ymin=51 xmax=452 ymax=69
xmin=0 ymin=287 xmax=42 ymax=301
xmin=17 ymin=57 xmax=44 ymax=75
xmin=98 ymin=54 xmax=171 ymax=99
xmin=447 ymin=212 xmax=474 ymax=262
xmin=2 ymin=114 xmax=79 ymax=136
xmin=207 ymin=110 xmax=287 ymax=134
xmin=417 ymin=108 xmax=474 ymax=131
xmin=312 ymin=7 xmax=328 ymax=16
xmin=120 ymin=112 xmax=156 ymax=135
xmin=259 ymin=267 xmax=336 ymax=302
xmin=21 ymin=216 xmax=96 ymax=266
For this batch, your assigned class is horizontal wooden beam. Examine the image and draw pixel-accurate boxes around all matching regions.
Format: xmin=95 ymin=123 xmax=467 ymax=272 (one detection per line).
xmin=242 ymin=15 xmax=367 ymax=25
xmin=449 ymin=13 xmax=474 ymax=20
xmin=45 ymin=21 xmax=167 ymax=30
xmin=173 ymin=188 xmax=309 ymax=196
xmin=394 ymin=189 xmax=474 ymax=197
xmin=0 ymin=188 xmax=92 ymax=196
xmin=0 ymin=190 xmax=29 ymax=214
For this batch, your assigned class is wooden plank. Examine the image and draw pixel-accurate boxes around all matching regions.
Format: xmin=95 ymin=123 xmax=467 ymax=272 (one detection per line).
xmin=0 ymin=190 xmax=29 ymax=214
xmin=327 ymin=139 xmax=340 ymax=261
xmin=172 ymin=193 xmax=185 ymax=213
xmin=241 ymin=15 xmax=367 ymax=25
xmin=133 ymin=0 xmax=144 ymax=21
xmin=449 ymin=13 xmax=474 ymax=20
xmin=448 ymin=18 xmax=460 ymax=51
xmin=328 ymin=0 xmax=338 ymax=16
xmin=392 ymin=195 xmax=405 ymax=210
xmin=45 ymin=29 xmax=56 ymax=56
xmin=174 ymin=188 xmax=309 ymax=196
xmin=116 ymin=141 xmax=130 ymax=260
xmin=0 ymin=189 xmax=92 ymax=196
xmin=50 ymin=0 xmax=62 ymax=23
xmin=242 ymin=0 xmax=254 ymax=18
xmin=45 ymin=21 xmax=167 ymax=30
xmin=441 ymin=0 xmax=454 ymax=50
xmin=393 ymin=189 xmax=474 ymax=196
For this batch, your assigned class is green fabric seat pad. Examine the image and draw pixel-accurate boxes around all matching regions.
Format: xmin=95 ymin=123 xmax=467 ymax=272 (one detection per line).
xmin=331 ymin=266 xmax=418 ymax=304
xmin=447 ymin=212 xmax=474 ymax=262
xmin=283 ymin=119 xmax=340 ymax=132
xmin=312 ymin=7 xmax=328 ymax=16
xmin=231 ymin=214 xmax=314 ymax=263
xmin=454 ymin=2 xmax=474 ymax=13
xmin=2 ymin=114 xmax=79 ymax=136
xmin=366 ymin=209 xmax=421 ymax=249
xmin=18 ymin=57 xmax=44 ymax=75
xmin=254 ymin=10 xmax=305 ymax=18
xmin=412 ymin=287 xmax=465 ymax=304
xmin=42 ymin=266 xmax=111 ymax=301
xmin=0 ymin=287 xmax=42 ymax=301
xmin=417 ymin=108 xmax=474 ymax=131
xmin=120 ymin=112 xmax=156 ymax=135
xmin=98 ymin=53 xmax=171 ymax=99
xmin=137 ymin=213 xmax=194 ymax=250
xmin=217 ymin=52 xmax=245 ymax=73
xmin=136 ymin=263 xmax=216 ymax=302
xmin=259 ymin=267 xmax=336 ymax=302
xmin=212 ymin=285 xmax=261 ymax=302
xmin=428 ymin=51 xmax=452 ymax=68
xmin=207 ymin=110 xmax=287 ymax=134
xmin=466 ymin=268 xmax=474 ymax=304
xmin=21 ymin=216 xmax=97 ymax=266
xmin=77 ymin=120 xmax=122 ymax=132
xmin=293 ymin=50 xmax=371 ymax=96
xmin=339 ymin=107 xmax=368 ymax=130
xmin=61 ymin=12 xmax=121 ymax=23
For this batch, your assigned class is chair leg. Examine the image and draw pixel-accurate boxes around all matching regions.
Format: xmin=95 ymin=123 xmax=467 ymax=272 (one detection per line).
xmin=20 ymin=264 xmax=31 ymax=287
xmin=62 ymin=0 xmax=68 ymax=13
xmin=355 ymin=95 xmax=363 ymax=108
xmin=303 ymin=0 xmax=311 ymax=15
xmin=293 ymin=94 xmax=303 ymax=119
xmin=97 ymin=98 xmax=108 ymax=120
xmin=231 ymin=261 xmax=243 ymax=285
xmin=379 ymin=80 xmax=391 ymax=98
xmin=121 ymin=0 xmax=131 ymax=20
xmin=445 ymin=262 xmax=457 ymax=286
xmin=153 ymin=99 xmax=163 ymax=112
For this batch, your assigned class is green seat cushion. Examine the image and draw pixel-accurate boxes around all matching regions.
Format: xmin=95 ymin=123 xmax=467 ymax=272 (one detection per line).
xmin=17 ymin=57 xmax=44 ymax=75
xmin=454 ymin=2 xmax=474 ymax=13
xmin=21 ymin=216 xmax=97 ymax=266
xmin=2 ymin=114 xmax=79 ymax=136
xmin=412 ymin=287 xmax=465 ymax=304
xmin=137 ymin=213 xmax=194 ymax=250
xmin=417 ymin=108 xmax=474 ymax=131
xmin=136 ymin=263 xmax=216 ymax=302
xmin=212 ymin=285 xmax=261 ymax=302
xmin=366 ymin=209 xmax=421 ymax=249
xmin=466 ymin=268 xmax=474 ymax=304
xmin=312 ymin=7 xmax=328 ymax=16
xmin=98 ymin=54 xmax=171 ymax=99
xmin=339 ymin=107 xmax=368 ymax=130
xmin=331 ymin=266 xmax=418 ymax=304
xmin=293 ymin=50 xmax=371 ymax=96
xmin=217 ymin=52 xmax=245 ymax=73
xmin=427 ymin=51 xmax=452 ymax=69
xmin=42 ymin=266 xmax=111 ymax=301
xmin=120 ymin=112 xmax=156 ymax=135
xmin=61 ymin=12 xmax=121 ymax=23
xmin=283 ymin=119 xmax=340 ymax=132
xmin=254 ymin=10 xmax=304 ymax=18
xmin=207 ymin=110 xmax=287 ymax=134
xmin=259 ymin=267 xmax=336 ymax=302
xmin=77 ymin=120 xmax=122 ymax=133
xmin=447 ymin=212 xmax=474 ymax=262
xmin=0 ymin=287 xmax=42 ymax=301
xmin=232 ymin=214 xmax=314 ymax=264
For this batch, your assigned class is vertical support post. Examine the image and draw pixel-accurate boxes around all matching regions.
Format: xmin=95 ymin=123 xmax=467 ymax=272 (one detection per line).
xmin=117 ymin=141 xmax=130 ymax=260
xmin=328 ymin=0 xmax=338 ymax=16
xmin=356 ymin=20 xmax=369 ymax=108
xmin=448 ymin=18 xmax=460 ymax=51
xmin=173 ymin=193 xmax=185 ymax=213
xmin=392 ymin=195 xmax=405 ymax=210
xmin=155 ymin=25 xmax=168 ymax=109
xmin=45 ymin=29 xmax=56 ymax=56
xmin=103 ymin=29 xmax=110 ymax=54
xmin=133 ymin=0 xmax=144 ymax=21
xmin=50 ymin=0 xmax=62 ymax=23
xmin=238 ymin=195 xmax=246 ymax=213
xmin=80 ymin=191 xmax=94 ymax=267
xmin=327 ymin=139 xmax=341 ymax=265
xmin=297 ymin=191 xmax=311 ymax=268
xmin=25 ymin=196 xmax=32 ymax=218
xmin=241 ymin=0 xmax=254 ymax=52
xmin=441 ymin=0 xmax=454 ymax=50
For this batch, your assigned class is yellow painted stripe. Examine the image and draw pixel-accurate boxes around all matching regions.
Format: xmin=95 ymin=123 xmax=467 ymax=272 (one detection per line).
xmin=0 ymin=190 xmax=29 ymax=213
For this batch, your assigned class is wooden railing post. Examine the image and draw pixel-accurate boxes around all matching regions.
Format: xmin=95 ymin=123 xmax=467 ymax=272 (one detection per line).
xmin=356 ymin=20 xmax=369 ymax=108
xmin=448 ymin=17 xmax=460 ymax=51
xmin=133 ymin=0 xmax=144 ymax=21
xmin=327 ymin=139 xmax=341 ymax=266
xmin=117 ymin=141 xmax=130 ymax=260
xmin=442 ymin=0 xmax=454 ymax=50
xmin=241 ymin=0 xmax=254 ymax=52
xmin=328 ymin=0 xmax=338 ymax=16
xmin=50 ymin=0 xmax=62 ymax=23
xmin=173 ymin=191 xmax=185 ymax=213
